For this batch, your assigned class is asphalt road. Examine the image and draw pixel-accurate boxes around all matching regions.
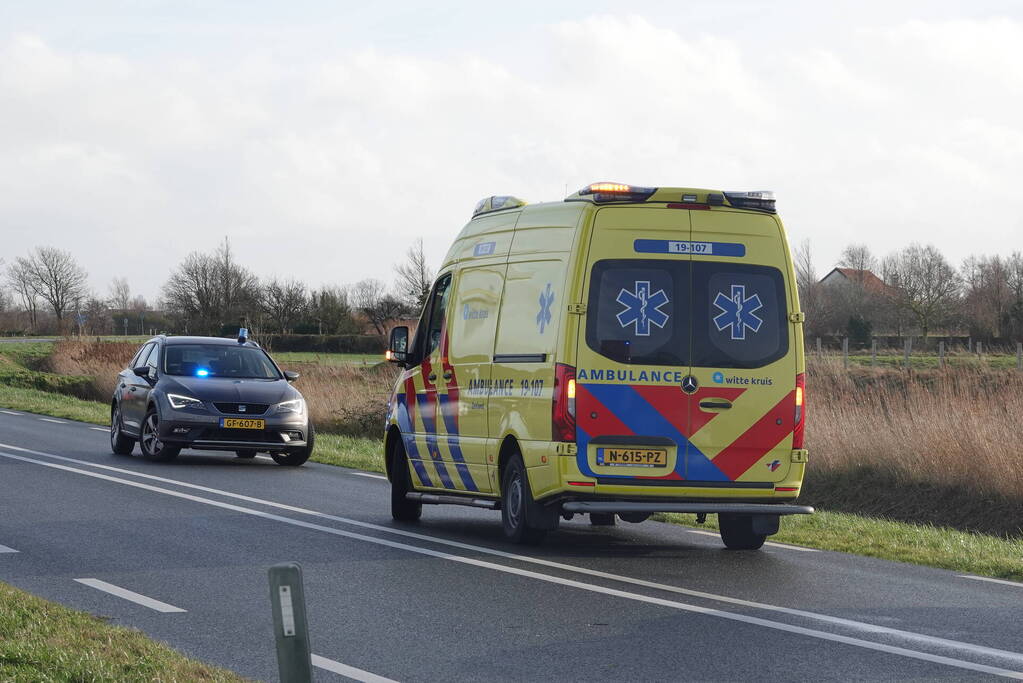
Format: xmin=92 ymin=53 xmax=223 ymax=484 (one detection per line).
xmin=2 ymin=410 xmax=1023 ymax=681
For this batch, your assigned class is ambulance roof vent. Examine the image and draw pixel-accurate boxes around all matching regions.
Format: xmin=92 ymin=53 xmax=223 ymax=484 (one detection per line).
xmin=723 ymin=191 xmax=776 ymax=213
xmin=472 ymin=195 xmax=527 ymax=218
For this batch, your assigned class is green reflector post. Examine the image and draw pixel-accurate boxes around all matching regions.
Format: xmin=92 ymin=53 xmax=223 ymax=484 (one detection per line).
xmin=269 ymin=562 xmax=312 ymax=683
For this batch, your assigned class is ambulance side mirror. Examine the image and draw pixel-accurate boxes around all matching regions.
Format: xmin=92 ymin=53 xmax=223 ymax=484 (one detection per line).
xmin=387 ymin=326 xmax=409 ymax=366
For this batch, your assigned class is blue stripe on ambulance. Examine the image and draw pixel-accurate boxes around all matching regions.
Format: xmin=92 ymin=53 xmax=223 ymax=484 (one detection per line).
xmin=414 ymin=393 xmax=455 ymax=489
xmin=436 ymin=394 xmax=479 ymax=491
xmin=395 ymin=393 xmax=434 ymax=487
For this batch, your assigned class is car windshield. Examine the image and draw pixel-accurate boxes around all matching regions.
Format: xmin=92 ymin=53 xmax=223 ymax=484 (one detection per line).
xmin=163 ymin=344 xmax=280 ymax=379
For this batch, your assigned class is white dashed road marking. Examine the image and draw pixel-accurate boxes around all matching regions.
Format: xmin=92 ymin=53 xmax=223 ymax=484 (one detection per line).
xmin=38 ymin=418 xmax=66 ymax=424
xmin=0 ymin=544 xmax=19 ymax=553
xmin=74 ymin=578 xmax=186 ymax=613
xmin=351 ymin=472 xmax=387 ymax=481
xmin=89 ymin=427 xmax=108 ymax=432
xmin=1 ymin=410 xmax=22 ymax=415
xmin=312 ymin=654 xmax=400 ymax=682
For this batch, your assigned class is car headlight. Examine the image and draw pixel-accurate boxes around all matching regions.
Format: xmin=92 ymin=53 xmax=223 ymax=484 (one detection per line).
xmin=277 ymin=398 xmax=305 ymax=415
xmin=168 ymin=393 xmax=203 ymax=410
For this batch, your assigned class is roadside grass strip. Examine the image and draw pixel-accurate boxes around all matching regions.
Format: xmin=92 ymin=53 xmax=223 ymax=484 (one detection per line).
xmin=0 ymin=581 xmax=244 ymax=681
xmin=2 ymin=447 xmax=1023 ymax=680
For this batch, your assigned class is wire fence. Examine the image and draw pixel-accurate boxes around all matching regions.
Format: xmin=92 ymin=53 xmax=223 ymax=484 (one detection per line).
xmin=808 ymin=337 xmax=1023 ymax=371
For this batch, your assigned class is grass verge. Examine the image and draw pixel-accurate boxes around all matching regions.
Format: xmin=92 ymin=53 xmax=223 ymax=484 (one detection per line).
xmin=0 ymin=384 xmax=109 ymax=424
xmin=0 ymin=581 xmax=245 ymax=681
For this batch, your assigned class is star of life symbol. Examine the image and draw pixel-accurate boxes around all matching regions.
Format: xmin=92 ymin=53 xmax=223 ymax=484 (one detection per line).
xmin=616 ymin=281 xmax=670 ymax=336
xmin=713 ymin=284 xmax=764 ymax=340
xmin=536 ymin=282 xmax=554 ymax=334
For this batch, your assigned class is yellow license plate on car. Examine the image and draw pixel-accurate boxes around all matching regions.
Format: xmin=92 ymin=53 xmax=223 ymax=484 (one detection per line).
xmin=596 ymin=447 xmax=668 ymax=468
xmin=220 ymin=418 xmax=265 ymax=430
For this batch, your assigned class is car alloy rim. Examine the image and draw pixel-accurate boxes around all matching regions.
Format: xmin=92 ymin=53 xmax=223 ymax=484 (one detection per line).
xmin=507 ymin=471 xmax=523 ymax=528
xmin=142 ymin=414 xmax=161 ymax=454
xmin=110 ymin=408 xmax=120 ymax=442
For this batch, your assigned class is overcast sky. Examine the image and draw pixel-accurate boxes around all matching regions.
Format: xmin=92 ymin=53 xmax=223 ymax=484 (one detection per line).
xmin=1 ymin=1 xmax=1022 ymax=302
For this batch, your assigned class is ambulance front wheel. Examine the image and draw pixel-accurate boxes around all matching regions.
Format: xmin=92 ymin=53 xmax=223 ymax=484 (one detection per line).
xmin=390 ymin=440 xmax=422 ymax=522
xmin=718 ymin=513 xmax=767 ymax=550
xmin=501 ymin=454 xmax=549 ymax=545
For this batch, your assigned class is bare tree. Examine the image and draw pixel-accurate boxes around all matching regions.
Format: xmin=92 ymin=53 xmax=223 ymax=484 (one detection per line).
xmin=262 ymin=277 xmax=308 ymax=333
xmin=394 ymin=238 xmax=434 ymax=312
xmin=5 ymin=260 xmax=39 ymax=330
xmin=960 ymin=255 xmax=1012 ymax=338
xmin=162 ymin=238 xmax=260 ymax=334
xmin=108 ymin=277 xmax=132 ymax=310
xmin=21 ymin=247 xmax=89 ymax=322
xmin=838 ymin=244 xmax=877 ymax=286
xmin=309 ymin=285 xmax=359 ymax=334
xmin=883 ymin=244 xmax=960 ymax=340
xmin=352 ymin=278 xmax=407 ymax=335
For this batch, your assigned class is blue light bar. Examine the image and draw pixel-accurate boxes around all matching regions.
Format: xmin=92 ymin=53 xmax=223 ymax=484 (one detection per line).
xmin=196 ymin=368 xmax=210 ymax=377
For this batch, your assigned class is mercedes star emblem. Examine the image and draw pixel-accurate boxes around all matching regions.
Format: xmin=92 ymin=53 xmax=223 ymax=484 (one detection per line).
xmin=681 ymin=375 xmax=699 ymax=394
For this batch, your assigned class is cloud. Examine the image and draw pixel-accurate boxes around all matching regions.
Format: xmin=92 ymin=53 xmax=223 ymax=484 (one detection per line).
xmin=0 ymin=14 xmax=1021 ymax=301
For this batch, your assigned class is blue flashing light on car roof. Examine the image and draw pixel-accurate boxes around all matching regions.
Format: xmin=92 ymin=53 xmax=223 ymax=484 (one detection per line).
xmin=196 ymin=368 xmax=210 ymax=377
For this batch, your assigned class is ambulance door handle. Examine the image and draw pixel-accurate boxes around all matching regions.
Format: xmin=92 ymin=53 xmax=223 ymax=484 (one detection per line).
xmin=699 ymin=401 xmax=731 ymax=410
xmin=428 ymin=373 xmax=437 ymax=382
xmin=442 ymin=371 xmax=453 ymax=381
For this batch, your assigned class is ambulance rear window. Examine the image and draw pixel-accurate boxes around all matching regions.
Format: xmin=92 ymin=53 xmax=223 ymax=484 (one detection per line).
xmin=586 ymin=259 xmax=689 ymax=366
xmin=691 ymin=262 xmax=788 ymax=369
xmin=585 ymin=260 xmax=788 ymax=368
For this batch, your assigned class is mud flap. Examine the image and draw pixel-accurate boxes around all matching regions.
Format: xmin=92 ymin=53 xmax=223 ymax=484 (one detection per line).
xmin=752 ymin=514 xmax=780 ymax=536
xmin=526 ymin=500 xmax=561 ymax=531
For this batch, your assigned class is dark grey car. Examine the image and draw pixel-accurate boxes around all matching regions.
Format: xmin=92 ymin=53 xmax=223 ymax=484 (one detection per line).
xmin=110 ymin=335 xmax=314 ymax=466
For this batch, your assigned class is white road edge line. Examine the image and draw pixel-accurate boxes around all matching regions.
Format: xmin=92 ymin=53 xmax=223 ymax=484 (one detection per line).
xmin=38 ymin=418 xmax=66 ymax=424
xmin=0 ymin=442 xmax=1018 ymax=669
xmin=960 ymin=575 xmax=1023 ymax=589
xmin=0 ymin=410 xmax=22 ymax=415
xmin=0 ymin=544 xmax=19 ymax=553
xmin=3 ymin=449 xmax=1023 ymax=679
xmin=73 ymin=578 xmax=186 ymax=613
xmin=311 ymin=654 xmax=399 ymax=683
xmin=89 ymin=427 xmax=108 ymax=432
xmin=351 ymin=472 xmax=387 ymax=481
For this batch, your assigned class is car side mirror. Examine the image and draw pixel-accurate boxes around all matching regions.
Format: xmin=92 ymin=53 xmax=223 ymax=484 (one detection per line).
xmin=132 ymin=365 xmax=151 ymax=379
xmin=387 ymin=326 xmax=409 ymax=365
xmin=284 ymin=370 xmax=300 ymax=382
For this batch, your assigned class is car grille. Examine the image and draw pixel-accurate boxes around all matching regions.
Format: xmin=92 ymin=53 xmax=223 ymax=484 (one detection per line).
xmin=213 ymin=402 xmax=269 ymax=415
xmin=198 ymin=428 xmax=283 ymax=443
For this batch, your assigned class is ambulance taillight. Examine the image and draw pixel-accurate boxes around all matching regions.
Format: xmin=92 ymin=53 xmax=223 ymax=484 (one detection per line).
xmin=793 ymin=372 xmax=805 ymax=449
xmin=552 ymin=363 xmax=576 ymax=442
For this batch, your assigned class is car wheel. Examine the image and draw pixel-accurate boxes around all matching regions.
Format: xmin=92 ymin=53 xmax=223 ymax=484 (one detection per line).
xmin=500 ymin=453 xmax=548 ymax=545
xmin=390 ymin=438 xmax=422 ymax=522
xmin=110 ymin=403 xmax=135 ymax=456
xmin=271 ymin=421 xmax=314 ymax=466
xmin=589 ymin=512 xmax=616 ymax=526
xmin=235 ymin=450 xmax=257 ymax=459
xmin=718 ymin=513 xmax=767 ymax=550
xmin=139 ymin=408 xmax=180 ymax=461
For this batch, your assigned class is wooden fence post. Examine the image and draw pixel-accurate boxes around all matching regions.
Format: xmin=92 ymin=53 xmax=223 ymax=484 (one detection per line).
xmin=816 ymin=337 xmax=822 ymax=355
xmin=871 ymin=338 xmax=877 ymax=367
xmin=1017 ymin=342 xmax=1022 ymax=371
xmin=977 ymin=341 xmax=983 ymax=358
xmin=904 ymin=337 xmax=912 ymax=369
xmin=939 ymin=340 xmax=945 ymax=369
xmin=843 ymin=337 xmax=849 ymax=370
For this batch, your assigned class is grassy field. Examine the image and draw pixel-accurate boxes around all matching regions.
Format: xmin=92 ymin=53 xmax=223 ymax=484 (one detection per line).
xmin=0 ymin=581 xmax=245 ymax=681
xmin=272 ymin=351 xmax=383 ymax=366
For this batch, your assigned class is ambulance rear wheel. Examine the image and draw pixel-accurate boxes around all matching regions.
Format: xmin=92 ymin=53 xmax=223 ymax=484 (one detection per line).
xmin=718 ymin=513 xmax=767 ymax=550
xmin=501 ymin=454 xmax=547 ymax=545
xmin=589 ymin=513 xmax=616 ymax=526
xmin=390 ymin=440 xmax=422 ymax=522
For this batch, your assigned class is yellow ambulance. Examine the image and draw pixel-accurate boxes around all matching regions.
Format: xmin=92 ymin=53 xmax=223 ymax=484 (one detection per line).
xmin=385 ymin=183 xmax=811 ymax=549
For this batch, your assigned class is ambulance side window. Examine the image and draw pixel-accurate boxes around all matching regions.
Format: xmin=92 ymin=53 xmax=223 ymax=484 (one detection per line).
xmin=425 ymin=273 xmax=453 ymax=356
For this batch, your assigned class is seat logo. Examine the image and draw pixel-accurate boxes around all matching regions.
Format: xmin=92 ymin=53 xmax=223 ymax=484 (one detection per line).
xmin=617 ymin=281 xmax=670 ymax=336
xmin=713 ymin=284 xmax=764 ymax=340
xmin=238 ymin=405 xmax=246 ymax=413
xmin=681 ymin=375 xmax=699 ymax=394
